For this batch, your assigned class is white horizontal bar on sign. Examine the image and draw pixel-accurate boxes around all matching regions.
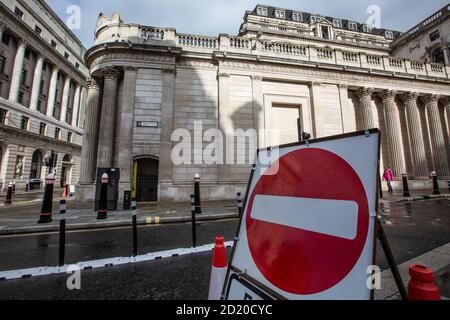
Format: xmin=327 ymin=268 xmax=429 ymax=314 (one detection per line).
xmin=251 ymin=195 xmax=359 ymax=240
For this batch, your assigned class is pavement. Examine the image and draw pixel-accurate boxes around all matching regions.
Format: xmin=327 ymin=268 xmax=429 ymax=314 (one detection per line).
xmin=0 ymin=188 xmax=449 ymax=236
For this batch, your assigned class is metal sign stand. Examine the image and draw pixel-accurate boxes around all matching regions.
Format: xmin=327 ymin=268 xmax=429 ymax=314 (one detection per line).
xmin=376 ymin=218 xmax=408 ymax=300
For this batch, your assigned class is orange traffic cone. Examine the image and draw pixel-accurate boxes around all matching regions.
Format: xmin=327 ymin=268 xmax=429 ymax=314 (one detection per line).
xmin=408 ymin=265 xmax=441 ymax=300
xmin=62 ymin=184 xmax=68 ymax=198
xmin=208 ymin=236 xmax=228 ymax=300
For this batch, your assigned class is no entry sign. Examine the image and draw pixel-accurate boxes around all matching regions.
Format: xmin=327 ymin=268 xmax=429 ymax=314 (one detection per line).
xmin=224 ymin=130 xmax=380 ymax=300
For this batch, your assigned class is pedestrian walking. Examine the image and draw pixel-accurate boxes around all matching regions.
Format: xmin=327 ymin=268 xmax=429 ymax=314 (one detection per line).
xmin=383 ymin=167 xmax=395 ymax=193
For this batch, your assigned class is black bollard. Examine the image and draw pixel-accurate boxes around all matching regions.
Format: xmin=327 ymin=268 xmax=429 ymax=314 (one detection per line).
xmin=38 ymin=173 xmax=55 ymax=224
xmin=4 ymin=182 xmax=13 ymax=205
xmin=132 ymin=198 xmax=138 ymax=257
xmin=194 ymin=173 xmax=202 ymax=214
xmin=431 ymin=171 xmax=440 ymax=195
xmin=25 ymin=180 xmax=29 ymax=192
xmin=97 ymin=173 xmax=109 ymax=220
xmin=58 ymin=199 xmax=66 ymax=267
xmin=402 ymin=174 xmax=411 ymax=198
xmin=237 ymin=192 xmax=243 ymax=215
xmin=12 ymin=181 xmax=16 ymax=195
xmin=191 ymin=194 xmax=197 ymax=248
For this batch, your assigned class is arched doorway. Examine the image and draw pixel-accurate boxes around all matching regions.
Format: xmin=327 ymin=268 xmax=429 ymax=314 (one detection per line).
xmin=134 ymin=157 xmax=159 ymax=202
xmin=61 ymin=154 xmax=72 ymax=187
xmin=29 ymin=150 xmax=43 ymax=179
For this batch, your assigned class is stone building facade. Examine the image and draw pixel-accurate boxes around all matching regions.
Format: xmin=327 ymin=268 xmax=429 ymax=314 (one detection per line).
xmin=0 ymin=0 xmax=88 ymax=191
xmin=80 ymin=5 xmax=450 ymax=203
xmin=391 ymin=4 xmax=450 ymax=64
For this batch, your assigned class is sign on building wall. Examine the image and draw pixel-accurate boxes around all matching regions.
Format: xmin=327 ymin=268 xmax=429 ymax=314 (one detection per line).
xmin=223 ymin=129 xmax=380 ymax=300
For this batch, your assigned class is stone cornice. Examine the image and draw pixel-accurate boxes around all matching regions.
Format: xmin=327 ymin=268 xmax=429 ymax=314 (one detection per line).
xmin=216 ymin=58 xmax=450 ymax=92
xmin=84 ymin=42 xmax=182 ymax=69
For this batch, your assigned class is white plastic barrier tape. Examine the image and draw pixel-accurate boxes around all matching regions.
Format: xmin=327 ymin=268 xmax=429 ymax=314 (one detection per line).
xmin=0 ymin=241 xmax=234 ymax=280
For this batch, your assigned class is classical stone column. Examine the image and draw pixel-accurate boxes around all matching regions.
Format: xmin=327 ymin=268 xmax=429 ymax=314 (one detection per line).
xmin=159 ymin=69 xmax=175 ymax=183
xmin=97 ymin=67 xmax=121 ymax=168
xmin=79 ymin=77 xmax=103 ymax=185
xmin=309 ymin=81 xmax=322 ymax=138
xmin=251 ymin=75 xmax=264 ymax=148
xmin=356 ymin=87 xmax=375 ymax=129
xmin=78 ymin=86 xmax=87 ymax=129
xmin=443 ymin=97 xmax=450 ymax=137
xmin=46 ymin=67 xmax=59 ymax=117
xmin=29 ymin=54 xmax=45 ymax=111
xmin=338 ymin=83 xmax=351 ymax=133
xmin=117 ymin=67 xmax=137 ymax=193
xmin=0 ymin=24 xmax=6 ymax=42
xmin=379 ymin=90 xmax=406 ymax=178
xmin=400 ymin=92 xmax=428 ymax=177
xmin=421 ymin=94 xmax=450 ymax=177
xmin=442 ymin=97 xmax=450 ymax=174
xmin=71 ymin=84 xmax=81 ymax=127
xmin=8 ymin=40 xmax=27 ymax=102
xmin=60 ymin=76 xmax=71 ymax=123
xmin=218 ymin=72 xmax=231 ymax=181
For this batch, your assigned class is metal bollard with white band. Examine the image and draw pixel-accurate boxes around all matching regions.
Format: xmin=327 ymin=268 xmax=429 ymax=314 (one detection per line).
xmin=58 ymin=199 xmax=66 ymax=267
xmin=38 ymin=173 xmax=55 ymax=224
xmin=132 ymin=199 xmax=138 ymax=257
xmin=97 ymin=173 xmax=109 ymax=220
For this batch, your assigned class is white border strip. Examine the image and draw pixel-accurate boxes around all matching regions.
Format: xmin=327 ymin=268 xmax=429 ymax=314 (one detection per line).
xmin=0 ymin=241 xmax=234 ymax=281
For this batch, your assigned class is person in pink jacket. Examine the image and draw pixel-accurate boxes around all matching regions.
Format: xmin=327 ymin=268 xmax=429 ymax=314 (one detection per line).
xmin=383 ymin=167 xmax=395 ymax=192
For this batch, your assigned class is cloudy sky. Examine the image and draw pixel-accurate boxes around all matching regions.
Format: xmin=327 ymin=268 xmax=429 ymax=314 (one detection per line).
xmin=45 ymin=0 xmax=449 ymax=48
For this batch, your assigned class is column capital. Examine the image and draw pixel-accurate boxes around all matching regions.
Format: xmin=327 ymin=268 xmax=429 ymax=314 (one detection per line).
xmin=102 ymin=66 xmax=121 ymax=80
xmin=217 ymin=72 xmax=230 ymax=78
xmin=309 ymin=81 xmax=322 ymax=87
xmin=378 ymin=89 xmax=398 ymax=102
xmin=251 ymin=75 xmax=263 ymax=81
xmin=440 ymin=96 xmax=450 ymax=107
xmin=338 ymin=83 xmax=348 ymax=89
xmin=400 ymin=92 xmax=420 ymax=104
xmin=124 ymin=66 xmax=137 ymax=72
xmin=0 ymin=24 xmax=7 ymax=32
xmin=420 ymin=94 xmax=441 ymax=105
xmin=162 ymin=68 xmax=176 ymax=74
xmin=87 ymin=77 xmax=103 ymax=91
xmin=17 ymin=39 xmax=28 ymax=48
xmin=356 ymin=87 xmax=374 ymax=99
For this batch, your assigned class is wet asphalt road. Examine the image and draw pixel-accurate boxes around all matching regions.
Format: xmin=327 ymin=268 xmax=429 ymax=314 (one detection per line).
xmin=0 ymin=219 xmax=238 ymax=271
xmin=0 ymin=199 xmax=449 ymax=300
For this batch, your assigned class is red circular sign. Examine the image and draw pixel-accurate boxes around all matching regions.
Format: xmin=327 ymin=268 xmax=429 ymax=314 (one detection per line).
xmin=246 ymin=148 xmax=369 ymax=295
